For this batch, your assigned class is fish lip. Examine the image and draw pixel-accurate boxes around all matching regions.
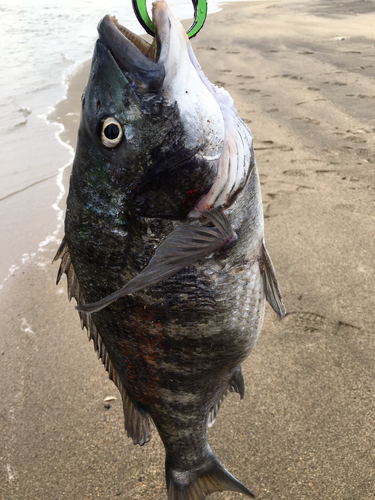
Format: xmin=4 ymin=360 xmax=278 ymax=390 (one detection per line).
xmin=97 ymin=14 xmax=165 ymax=92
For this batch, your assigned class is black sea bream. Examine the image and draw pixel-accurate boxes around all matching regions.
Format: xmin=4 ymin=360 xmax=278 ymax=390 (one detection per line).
xmin=55 ymin=1 xmax=285 ymax=498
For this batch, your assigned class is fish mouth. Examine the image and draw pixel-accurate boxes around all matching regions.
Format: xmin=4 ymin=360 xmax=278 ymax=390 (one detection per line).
xmin=97 ymin=3 xmax=168 ymax=93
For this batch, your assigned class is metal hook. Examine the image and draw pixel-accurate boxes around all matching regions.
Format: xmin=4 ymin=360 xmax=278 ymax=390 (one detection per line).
xmin=132 ymin=0 xmax=207 ymax=39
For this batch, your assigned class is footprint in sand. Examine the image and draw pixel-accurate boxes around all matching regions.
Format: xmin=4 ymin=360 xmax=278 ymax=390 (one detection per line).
xmin=197 ymin=46 xmax=219 ymax=51
xmin=264 ymin=191 xmax=292 ymax=218
xmin=357 ymin=148 xmax=369 ymax=157
xmin=347 ymin=128 xmax=370 ymax=134
xmin=281 ymin=312 xmax=361 ymax=337
xmin=13 ymin=120 xmax=28 ymax=129
xmin=315 ymin=169 xmax=338 ymax=174
xmin=333 ymin=321 xmax=362 ymax=336
xmin=264 ymin=192 xmax=277 ymax=201
xmin=255 ymin=143 xmax=293 ymax=151
xmin=283 ymin=312 xmax=327 ymax=334
xmin=293 ymin=117 xmax=320 ymax=125
xmin=305 ymin=117 xmax=320 ymax=125
xmin=345 ymin=136 xmax=367 ymax=144
xmin=334 ymin=203 xmax=355 ymax=212
xmin=283 ymin=169 xmax=308 ymax=177
xmin=282 ymin=74 xmax=303 ymax=80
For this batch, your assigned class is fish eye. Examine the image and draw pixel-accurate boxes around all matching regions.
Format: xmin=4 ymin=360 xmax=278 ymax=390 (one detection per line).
xmin=100 ymin=117 xmax=123 ymax=148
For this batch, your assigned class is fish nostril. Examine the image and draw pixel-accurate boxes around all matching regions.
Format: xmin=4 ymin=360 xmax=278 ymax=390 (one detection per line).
xmin=134 ymin=195 xmax=145 ymax=205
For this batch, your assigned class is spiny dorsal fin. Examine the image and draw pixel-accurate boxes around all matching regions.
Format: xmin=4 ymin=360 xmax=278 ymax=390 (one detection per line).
xmin=207 ymin=366 xmax=245 ymax=427
xmin=76 ymin=209 xmax=237 ymax=315
xmin=53 ymin=238 xmax=155 ymax=446
xmin=262 ymin=240 xmax=286 ymax=319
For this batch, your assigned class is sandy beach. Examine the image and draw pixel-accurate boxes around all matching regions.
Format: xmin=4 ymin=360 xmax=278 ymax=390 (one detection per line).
xmin=1 ymin=0 xmax=374 ymax=499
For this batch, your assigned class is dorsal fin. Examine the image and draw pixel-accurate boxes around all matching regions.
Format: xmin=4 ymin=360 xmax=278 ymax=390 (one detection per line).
xmin=53 ymin=239 xmax=155 ymax=446
xmin=207 ymin=366 xmax=245 ymax=427
xmin=262 ymin=240 xmax=286 ymax=319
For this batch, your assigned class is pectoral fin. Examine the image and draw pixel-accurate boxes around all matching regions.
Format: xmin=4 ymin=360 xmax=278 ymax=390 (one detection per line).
xmin=262 ymin=240 xmax=286 ymax=319
xmin=76 ymin=209 xmax=237 ymax=314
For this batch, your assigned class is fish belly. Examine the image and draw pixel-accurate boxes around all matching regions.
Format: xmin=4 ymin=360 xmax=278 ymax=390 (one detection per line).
xmin=93 ymin=172 xmax=265 ymax=471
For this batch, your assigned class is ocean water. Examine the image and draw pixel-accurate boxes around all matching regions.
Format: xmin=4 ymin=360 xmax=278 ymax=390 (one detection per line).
xmin=0 ymin=0 xmax=258 ymax=287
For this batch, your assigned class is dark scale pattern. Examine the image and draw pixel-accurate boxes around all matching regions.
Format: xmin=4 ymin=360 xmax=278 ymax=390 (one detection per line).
xmin=67 ymin=130 xmax=266 ymax=478
xmin=57 ymin=15 xmax=286 ymax=497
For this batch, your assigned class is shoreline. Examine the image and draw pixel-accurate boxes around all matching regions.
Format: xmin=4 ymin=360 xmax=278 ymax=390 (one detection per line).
xmin=0 ymin=59 xmax=89 ymax=290
xmin=1 ymin=1 xmax=375 ymax=499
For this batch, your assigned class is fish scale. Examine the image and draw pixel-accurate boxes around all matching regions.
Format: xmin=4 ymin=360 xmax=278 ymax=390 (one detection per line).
xmin=55 ymin=1 xmax=285 ymax=499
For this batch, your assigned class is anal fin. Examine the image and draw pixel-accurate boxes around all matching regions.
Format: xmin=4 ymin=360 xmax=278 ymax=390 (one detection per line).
xmin=53 ymin=238 xmax=155 ymax=446
xmin=121 ymin=386 xmax=155 ymax=446
xmin=262 ymin=240 xmax=286 ymax=319
xmin=207 ymin=366 xmax=244 ymax=427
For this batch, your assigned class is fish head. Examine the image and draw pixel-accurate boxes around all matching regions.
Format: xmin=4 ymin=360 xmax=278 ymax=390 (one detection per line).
xmin=73 ymin=0 xmax=225 ymax=220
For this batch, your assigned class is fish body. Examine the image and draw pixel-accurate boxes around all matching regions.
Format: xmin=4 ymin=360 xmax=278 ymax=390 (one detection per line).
xmin=55 ymin=1 xmax=285 ymax=499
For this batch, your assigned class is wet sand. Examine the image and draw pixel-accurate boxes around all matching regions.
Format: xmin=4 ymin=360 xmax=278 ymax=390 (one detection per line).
xmin=1 ymin=0 xmax=374 ymax=499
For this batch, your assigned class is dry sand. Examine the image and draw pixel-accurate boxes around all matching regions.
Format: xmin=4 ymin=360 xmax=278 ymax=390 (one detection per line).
xmin=1 ymin=0 xmax=374 ymax=499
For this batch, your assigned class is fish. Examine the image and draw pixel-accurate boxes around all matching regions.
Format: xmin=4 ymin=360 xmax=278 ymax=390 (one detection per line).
xmin=54 ymin=1 xmax=286 ymax=499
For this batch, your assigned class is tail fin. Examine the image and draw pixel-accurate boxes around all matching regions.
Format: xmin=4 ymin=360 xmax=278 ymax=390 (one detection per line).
xmin=166 ymin=451 xmax=254 ymax=500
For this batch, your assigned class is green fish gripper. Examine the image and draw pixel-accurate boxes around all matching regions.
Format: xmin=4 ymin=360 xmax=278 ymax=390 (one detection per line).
xmin=132 ymin=0 xmax=208 ymax=39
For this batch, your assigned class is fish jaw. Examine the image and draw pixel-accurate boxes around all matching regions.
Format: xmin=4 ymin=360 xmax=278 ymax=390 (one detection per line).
xmin=185 ymin=43 xmax=255 ymax=212
xmin=97 ymin=15 xmax=165 ymax=93
xmin=152 ymin=0 xmax=225 ymax=160
xmin=153 ymin=0 xmax=255 ymax=213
